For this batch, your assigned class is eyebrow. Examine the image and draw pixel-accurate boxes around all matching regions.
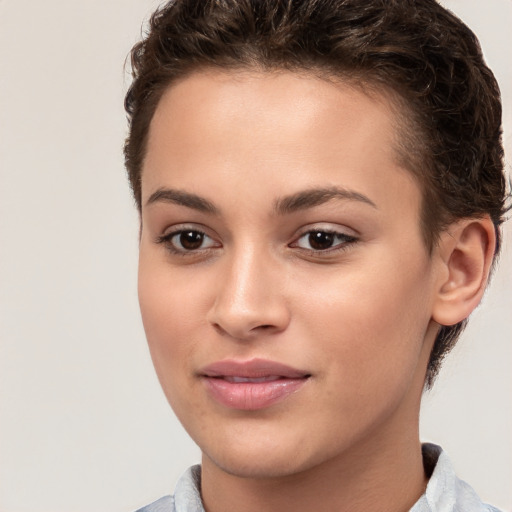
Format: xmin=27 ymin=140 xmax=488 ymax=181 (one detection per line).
xmin=145 ymin=188 xmax=219 ymax=214
xmin=145 ymin=185 xmax=376 ymax=215
xmin=274 ymin=186 xmax=377 ymax=214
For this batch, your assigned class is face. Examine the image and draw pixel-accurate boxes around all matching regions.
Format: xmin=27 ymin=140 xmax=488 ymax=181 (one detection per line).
xmin=138 ymin=70 xmax=441 ymax=479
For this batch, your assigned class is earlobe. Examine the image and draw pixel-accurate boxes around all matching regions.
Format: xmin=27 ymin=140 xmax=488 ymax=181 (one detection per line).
xmin=432 ymin=216 xmax=496 ymax=327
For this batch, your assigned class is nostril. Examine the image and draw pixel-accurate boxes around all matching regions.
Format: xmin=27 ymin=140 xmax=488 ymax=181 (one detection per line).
xmin=212 ymin=323 xmax=225 ymax=334
xmin=248 ymin=324 xmax=276 ymax=332
xmin=211 ymin=321 xmax=277 ymax=339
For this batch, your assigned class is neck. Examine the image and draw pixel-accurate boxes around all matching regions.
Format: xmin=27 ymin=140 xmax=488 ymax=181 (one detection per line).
xmin=201 ymin=420 xmax=427 ymax=512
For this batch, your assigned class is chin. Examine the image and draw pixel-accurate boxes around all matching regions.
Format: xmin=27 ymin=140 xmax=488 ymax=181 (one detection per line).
xmin=198 ymin=429 xmax=333 ymax=480
xmin=204 ymin=449 xmax=313 ymax=479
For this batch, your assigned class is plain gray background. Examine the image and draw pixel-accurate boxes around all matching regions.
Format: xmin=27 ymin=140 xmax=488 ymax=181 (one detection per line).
xmin=0 ymin=1 xmax=510 ymax=511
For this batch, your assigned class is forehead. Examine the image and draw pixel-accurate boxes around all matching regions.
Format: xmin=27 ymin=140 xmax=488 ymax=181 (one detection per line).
xmin=147 ymin=69 xmax=401 ymax=160
xmin=143 ymin=69 xmax=420 ymax=217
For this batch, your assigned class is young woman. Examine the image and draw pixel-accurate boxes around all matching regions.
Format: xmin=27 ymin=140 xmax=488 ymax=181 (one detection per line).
xmin=124 ymin=1 xmax=507 ymax=511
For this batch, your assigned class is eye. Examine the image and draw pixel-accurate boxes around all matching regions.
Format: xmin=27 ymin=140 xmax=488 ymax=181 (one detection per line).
xmin=157 ymin=228 xmax=219 ymax=253
xmin=293 ymin=229 xmax=357 ymax=252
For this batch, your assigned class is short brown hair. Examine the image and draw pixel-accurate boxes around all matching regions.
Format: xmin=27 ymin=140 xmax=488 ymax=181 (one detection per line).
xmin=124 ymin=0 xmax=508 ymax=387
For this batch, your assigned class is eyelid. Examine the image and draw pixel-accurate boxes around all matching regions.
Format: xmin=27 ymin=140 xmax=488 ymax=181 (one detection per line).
xmin=156 ymin=222 xmax=213 ymax=241
xmin=289 ymin=224 xmax=359 ymax=253
xmin=155 ymin=223 xmax=222 ymax=254
xmin=293 ymin=222 xmax=358 ymax=239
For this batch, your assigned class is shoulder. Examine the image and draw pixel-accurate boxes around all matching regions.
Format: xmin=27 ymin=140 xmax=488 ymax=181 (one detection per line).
xmin=134 ymin=465 xmax=203 ymax=512
xmin=135 ymin=495 xmax=174 ymax=512
xmin=415 ymin=443 xmax=504 ymax=512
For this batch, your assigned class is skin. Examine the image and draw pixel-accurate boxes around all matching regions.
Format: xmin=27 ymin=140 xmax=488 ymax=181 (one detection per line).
xmin=137 ymin=70 xmax=494 ymax=512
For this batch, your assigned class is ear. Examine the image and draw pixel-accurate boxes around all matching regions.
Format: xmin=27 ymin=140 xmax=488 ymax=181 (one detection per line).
xmin=432 ymin=216 xmax=496 ymax=326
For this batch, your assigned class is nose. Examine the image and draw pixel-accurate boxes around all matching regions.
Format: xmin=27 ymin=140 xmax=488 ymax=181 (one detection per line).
xmin=206 ymin=245 xmax=291 ymax=340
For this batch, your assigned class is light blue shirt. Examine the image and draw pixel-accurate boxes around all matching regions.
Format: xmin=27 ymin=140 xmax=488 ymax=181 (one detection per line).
xmin=136 ymin=444 xmax=501 ymax=512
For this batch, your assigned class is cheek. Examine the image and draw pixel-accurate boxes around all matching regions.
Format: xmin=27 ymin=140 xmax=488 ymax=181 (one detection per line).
xmin=138 ymin=262 xmax=220 ymax=439
xmin=137 ymin=254 xmax=203 ymax=389
xmin=295 ymin=253 xmax=433 ymax=388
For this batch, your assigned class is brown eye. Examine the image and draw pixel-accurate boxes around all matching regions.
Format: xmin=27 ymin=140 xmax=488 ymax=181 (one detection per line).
xmin=178 ymin=230 xmax=204 ymax=250
xmin=159 ymin=229 xmax=218 ymax=253
xmin=294 ymin=229 xmax=358 ymax=252
xmin=308 ymin=231 xmax=335 ymax=250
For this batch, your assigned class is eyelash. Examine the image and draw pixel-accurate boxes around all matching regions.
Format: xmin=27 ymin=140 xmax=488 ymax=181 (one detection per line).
xmin=155 ymin=227 xmax=359 ymax=257
xmin=291 ymin=229 xmax=358 ymax=254
xmin=156 ymin=228 xmax=218 ymax=256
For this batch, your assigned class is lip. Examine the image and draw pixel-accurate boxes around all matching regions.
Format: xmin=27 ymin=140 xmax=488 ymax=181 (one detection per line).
xmin=199 ymin=358 xmax=311 ymax=410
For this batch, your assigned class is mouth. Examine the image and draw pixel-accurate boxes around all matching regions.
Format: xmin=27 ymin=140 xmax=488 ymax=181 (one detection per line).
xmin=199 ymin=358 xmax=311 ymax=410
xmin=222 ymin=375 xmax=282 ymax=383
